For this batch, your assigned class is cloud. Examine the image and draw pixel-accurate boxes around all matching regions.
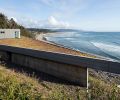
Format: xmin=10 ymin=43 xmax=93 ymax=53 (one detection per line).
xmin=48 ymin=16 xmax=58 ymax=26
xmin=0 ymin=0 xmax=87 ymax=29
xmin=17 ymin=18 xmax=42 ymax=28
xmin=0 ymin=7 xmax=70 ymax=28
xmin=38 ymin=0 xmax=88 ymax=21
xmin=47 ymin=16 xmax=70 ymax=28
xmin=16 ymin=16 xmax=70 ymax=28
xmin=40 ymin=0 xmax=87 ymax=13
xmin=9 ymin=17 xmax=17 ymax=22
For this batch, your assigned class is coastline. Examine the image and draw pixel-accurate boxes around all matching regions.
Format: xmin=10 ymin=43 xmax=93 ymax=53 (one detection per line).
xmin=0 ymin=32 xmax=116 ymax=61
xmin=35 ymin=33 xmax=97 ymax=58
xmin=36 ymin=33 xmax=114 ymax=61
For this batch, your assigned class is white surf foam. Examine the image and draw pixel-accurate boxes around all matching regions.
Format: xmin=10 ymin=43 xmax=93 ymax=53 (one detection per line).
xmin=92 ymin=42 xmax=120 ymax=53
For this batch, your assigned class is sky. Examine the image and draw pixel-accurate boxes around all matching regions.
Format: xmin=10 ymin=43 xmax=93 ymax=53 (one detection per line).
xmin=0 ymin=0 xmax=120 ymax=31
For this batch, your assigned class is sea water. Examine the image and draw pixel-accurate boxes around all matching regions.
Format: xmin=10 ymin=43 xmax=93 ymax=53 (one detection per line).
xmin=45 ymin=31 xmax=120 ymax=62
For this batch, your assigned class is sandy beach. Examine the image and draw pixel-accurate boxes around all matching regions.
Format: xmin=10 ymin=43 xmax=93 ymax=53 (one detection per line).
xmin=0 ymin=36 xmax=95 ymax=58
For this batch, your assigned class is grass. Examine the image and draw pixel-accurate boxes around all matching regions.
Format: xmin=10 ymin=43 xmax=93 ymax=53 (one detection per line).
xmin=0 ymin=64 xmax=49 ymax=99
xmin=88 ymin=76 xmax=120 ymax=100
xmin=0 ymin=63 xmax=120 ymax=100
xmin=0 ymin=36 xmax=95 ymax=58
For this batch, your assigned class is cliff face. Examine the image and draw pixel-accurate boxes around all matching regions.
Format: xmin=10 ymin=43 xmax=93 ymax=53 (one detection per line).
xmin=0 ymin=13 xmax=35 ymax=38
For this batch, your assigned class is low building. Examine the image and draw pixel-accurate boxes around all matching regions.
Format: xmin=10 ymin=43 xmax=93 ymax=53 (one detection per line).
xmin=0 ymin=29 xmax=20 ymax=39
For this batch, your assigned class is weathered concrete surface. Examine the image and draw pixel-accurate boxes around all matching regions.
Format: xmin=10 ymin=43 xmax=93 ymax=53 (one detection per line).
xmin=0 ymin=51 xmax=10 ymax=61
xmin=0 ymin=45 xmax=120 ymax=87
xmin=0 ymin=47 xmax=88 ymax=87
xmin=0 ymin=45 xmax=120 ymax=74
xmin=11 ymin=53 xmax=88 ymax=87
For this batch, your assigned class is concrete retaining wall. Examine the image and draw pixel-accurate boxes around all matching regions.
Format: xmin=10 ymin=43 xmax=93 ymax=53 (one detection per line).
xmin=0 ymin=47 xmax=88 ymax=87
xmin=0 ymin=45 xmax=120 ymax=74
xmin=0 ymin=45 xmax=120 ymax=87
xmin=11 ymin=53 xmax=88 ymax=87
xmin=0 ymin=51 xmax=11 ymax=61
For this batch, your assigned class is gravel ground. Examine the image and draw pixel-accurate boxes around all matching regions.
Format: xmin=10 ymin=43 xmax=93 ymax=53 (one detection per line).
xmin=89 ymin=68 xmax=120 ymax=85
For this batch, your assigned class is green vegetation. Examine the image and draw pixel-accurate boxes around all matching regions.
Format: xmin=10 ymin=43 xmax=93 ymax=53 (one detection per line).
xmin=0 ymin=63 xmax=120 ymax=100
xmin=0 ymin=65 xmax=42 ymax=99
xmin=88 ymin=76 xmax=120 ymax=100
xmin=0 ymin=13 xmax=35 ymax=38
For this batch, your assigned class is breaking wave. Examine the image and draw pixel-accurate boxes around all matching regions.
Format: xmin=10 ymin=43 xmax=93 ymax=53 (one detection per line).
xmin=44 ymin=31 xmax=120 ymax=62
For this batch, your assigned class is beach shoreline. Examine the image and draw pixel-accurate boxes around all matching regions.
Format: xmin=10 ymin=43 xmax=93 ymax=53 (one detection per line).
xmin=0 ymin=32 xmax=114 ymax=61
xmin=36 ymin=32 xmax=114 ymax=61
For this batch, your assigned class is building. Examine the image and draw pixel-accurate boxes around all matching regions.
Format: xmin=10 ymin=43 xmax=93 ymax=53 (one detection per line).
xmin=0 ymin=29 xmax=20 ymax=39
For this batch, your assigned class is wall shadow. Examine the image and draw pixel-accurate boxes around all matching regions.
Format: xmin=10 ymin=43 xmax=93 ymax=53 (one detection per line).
xmin=1 ymin=60 xmax=80 ymax=86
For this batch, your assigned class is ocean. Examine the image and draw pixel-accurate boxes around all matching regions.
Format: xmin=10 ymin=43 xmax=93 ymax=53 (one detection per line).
xmin=44 ymin=31 xmax=120 ymax=62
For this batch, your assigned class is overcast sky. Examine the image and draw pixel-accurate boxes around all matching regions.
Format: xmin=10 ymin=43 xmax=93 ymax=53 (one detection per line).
xmin=0 ymin=0 xmax=120 ymax=31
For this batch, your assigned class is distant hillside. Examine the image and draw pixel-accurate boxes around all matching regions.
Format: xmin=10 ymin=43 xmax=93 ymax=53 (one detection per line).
xmin=0 ymin=13 xmax=35 ymax=38
xmin=53 ymin=28 xmax=82 ymax=32
xmin=28 ymin=28 xmax=83 ymax=34
xmin=28 ymin=28 xmax=55 ymax=34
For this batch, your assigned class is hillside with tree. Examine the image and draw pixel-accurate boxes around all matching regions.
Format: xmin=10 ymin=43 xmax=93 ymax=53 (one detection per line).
xmin=0 ymin=13 xmax=35 ymax=38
